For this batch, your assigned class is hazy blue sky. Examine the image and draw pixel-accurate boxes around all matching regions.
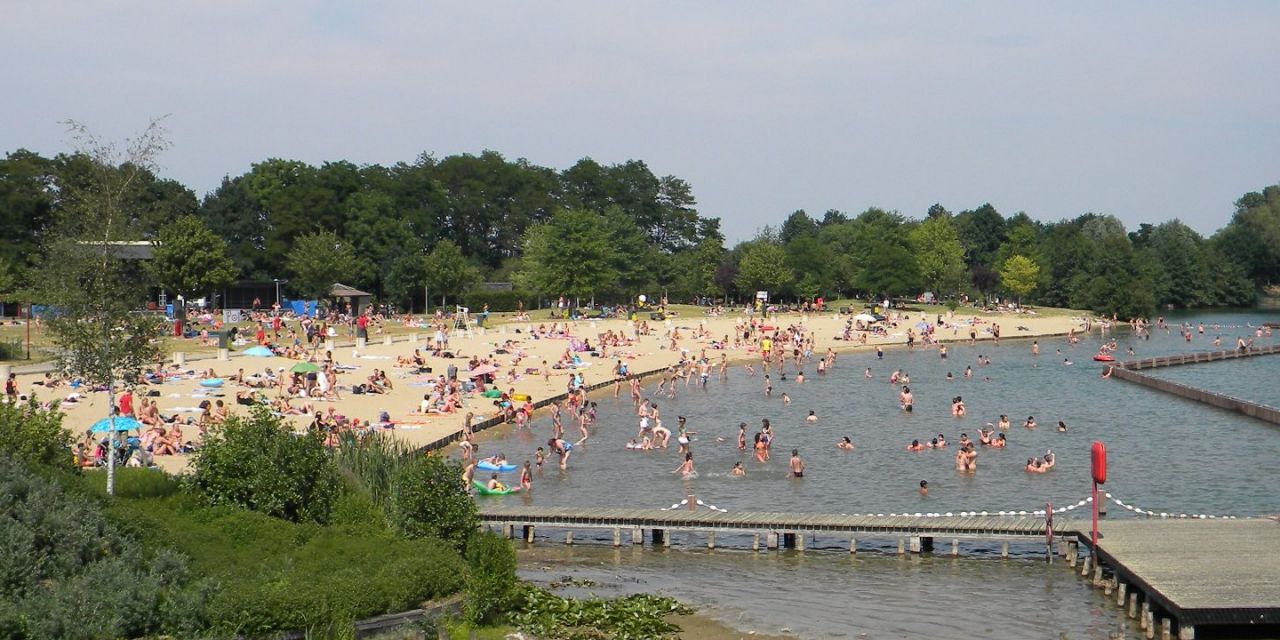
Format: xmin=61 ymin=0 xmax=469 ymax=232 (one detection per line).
xmin=4 ymin=2 xmax=1277 ymax=241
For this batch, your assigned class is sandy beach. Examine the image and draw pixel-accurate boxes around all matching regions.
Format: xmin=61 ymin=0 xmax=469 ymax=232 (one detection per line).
xmin=15 ymin=306 xmax=1090 ymax=474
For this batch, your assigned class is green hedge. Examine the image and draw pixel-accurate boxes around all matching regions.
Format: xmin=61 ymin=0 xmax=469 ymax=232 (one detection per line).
xmin=103 ymin=494 xmax=466 ymax=637
xmin=461 ymin=290 xmax=533 ymax=312
xmin=465 ymin=531 xmax=517 ymax=624
xmin=0 ymin=400 xmax=73 ymax=471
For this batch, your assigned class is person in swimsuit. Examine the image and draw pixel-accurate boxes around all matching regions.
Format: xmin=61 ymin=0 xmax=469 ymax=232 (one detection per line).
xmin=737 ymin=423 xmax=748 ymax=451
xmin=788 ymin=449 xmax=805 ymax=478
xmin=486 ymin=473 xmax=507 ymax=492
xmin=907 ymin=439 xmax=924 ymax=452
xmin=754 ymin=433 xmax=768 ymax=462
xmin=993 ymin=433 xmax=1007 ymax=448
xmin=1056 ymin=421 xmax=1068 ymax=432
xmin=806 ymin=410 xmax=817 ymax=422
xmin=998 ymin=415 xmax=1010 ymax=430
xmin=519 ymin=462 xmax=532 ymax=491
xmin=952 ymin=396 xmax=966 ymax=417
xmin=918 ymin=480 xmax=928 ymax=496
xmin=899 ymin=386 xmax=913 ymax=412
xmin=1024 ymin=416 xmax=1038 ymax=429
xmin=729 ymin=461 xmax=746 ymax=476
xmin=673 ymin=452 xmax=696 ymax=478
xmin=837 ymin=436 xmax=855 ymax=450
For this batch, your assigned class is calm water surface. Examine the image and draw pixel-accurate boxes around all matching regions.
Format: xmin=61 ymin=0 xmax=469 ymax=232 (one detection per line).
xmin=470 ymin=310 xmax=1280 ymax=638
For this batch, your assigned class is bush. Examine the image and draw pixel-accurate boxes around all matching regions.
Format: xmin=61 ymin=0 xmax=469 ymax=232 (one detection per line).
xmin=464 ymin=531 xmax=518 ymax=624
xmin=329 ymin=484 xmax=389 ymax=535
xmin=388 ymin=455 xmax=478 ymax=552
xmin=0 ymin=456 xmax=206 ymax=639
xmin=0 ymin=399 xmax=73 ymax=471
xmin=190 ymin=406 xmax=338 ymax=524
xmin=103 ymin=494 xmax=466 ymax=637
xmin=462 ymin=289 xmax=533 ymax=312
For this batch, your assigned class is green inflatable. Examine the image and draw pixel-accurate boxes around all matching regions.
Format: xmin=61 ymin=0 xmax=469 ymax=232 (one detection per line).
xmin=473 ymin=479 xmax=521 ymax=496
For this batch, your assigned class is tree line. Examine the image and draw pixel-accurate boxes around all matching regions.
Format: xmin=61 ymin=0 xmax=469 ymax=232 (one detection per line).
xmin=1 ymin=145 xmax=1275 ymax=315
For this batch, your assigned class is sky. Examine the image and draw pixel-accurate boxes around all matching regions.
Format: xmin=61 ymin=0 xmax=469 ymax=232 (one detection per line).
xmin=3 ymin=2 xmax=1278 ymax=242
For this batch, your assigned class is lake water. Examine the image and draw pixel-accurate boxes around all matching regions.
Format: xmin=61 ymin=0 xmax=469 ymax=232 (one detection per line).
xmin=470 ymin=310 xmax=1280 ymax=638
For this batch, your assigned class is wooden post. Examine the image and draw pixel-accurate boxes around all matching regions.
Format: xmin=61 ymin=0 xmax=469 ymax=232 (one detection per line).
xmin=767 ymin=532 xmax=778 ymax=550
xmin=796 ymin=533 xmax=805 ymax=551
xmin=1001 ymin=541 xmax=1009 ymax=559
xmin=504 ymin=523 xmax=515 ymax=539
xmin=1128 ymin=591 xmax=1138 ymax=618
xmin=1068 ymin=542 xmax=1077 ymax=567
xmin=909 ymin=536 xmax=922 ymax=553
xmin=565 ymin=531 xmax=573 ymax=545
xmin=612 ymin=528 xmax=621 ymax=547
xmin=1178 ymin=623 xmax=1195 ymax=640
xmin=897 ymin=538 xmax=905 ymax=555
xmin=1140 ymin=601 xmax=1151 ymax=633
xmin=662 ymin=530 xmax=671 ymax=547
xmin=1081 ymin=553 xmax=1091 ymax=576
xmin=632 ymin=528 xmax=643 ymax=545
xmin=1116 ymin=581 xmax=1127 ymax=606
xmin=753 ymin=533 xmax=761 ymax=551
xmin=952 ymin=539 xmax=959 ymax=557
xmin=1104 ymin=576 xmax=1113 ymax=596
xmin=524 ymin=525 xmax=535 ymax=543
xmin=707 ymin=531 xmax=716 ymax=549
xmin=1160 ymin=618 xmax=1172 ymax=640
xmin=849 ymin=537 xmax=857 ymax=554
xmin=1093 ymin=565 xmax=1103 ymax=588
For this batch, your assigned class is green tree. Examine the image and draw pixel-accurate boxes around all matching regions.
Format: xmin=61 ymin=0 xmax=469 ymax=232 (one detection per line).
xmin=908 ymin=215 xmax=966 ymax=295
xmin=517 ymin=209 xmax=618 ymax=301
xmin=149 ymin=215 xmax=238 ymax=302
xmin=285 ymin=230 xmax=359 ymax=300
xmin=857 ymin=243 xmax=919 ymax=298
xmin=999 ymin=254 xmax=1040 ymax=304
xmin=33 ymin=119 xmax=169 ymax=495
xmin=0 ymin=400 xmax=73 ymax=470
xmin=734 ymin=242 xmax=790 ymax=294
xmin=423 ymin=239 xmax=481 ymax=307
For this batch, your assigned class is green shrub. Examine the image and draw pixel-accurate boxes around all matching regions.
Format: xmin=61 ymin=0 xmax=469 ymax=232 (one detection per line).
xmin=103 ymin=494 xmax=466 ymax=637
xmin=464 ymin=531 xmax=518 ymax=625
xmin=508 ymin=585 xmax=694 ymax=640
xmin=0 ymin=457 xmax=206 ymax=639
xmin=329 ymin=484 xmax=389 ymax=535
xmin=462 ymin=289 xmax=533 ymax=312
xmin=81 ymin=466 xmax=182 ymax=499
xmin=0 ymin=399 xmax=73 ymax=471
xmin=190 ymin=406 xmax=338 ymax=524
xmin=389 ymin=455 xmax=478 ymax=552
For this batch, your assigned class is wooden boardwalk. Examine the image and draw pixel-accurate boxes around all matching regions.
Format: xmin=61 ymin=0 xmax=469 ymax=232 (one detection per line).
xmin=480 ymin=505 xmax=1280 ymax=637
xmin=1084 ymin=518 xmax=1280 ymax=638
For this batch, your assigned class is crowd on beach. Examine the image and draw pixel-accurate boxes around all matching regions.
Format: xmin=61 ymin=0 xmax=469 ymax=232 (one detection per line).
xmin=7 ymin=296 xmax=1275 ymax=497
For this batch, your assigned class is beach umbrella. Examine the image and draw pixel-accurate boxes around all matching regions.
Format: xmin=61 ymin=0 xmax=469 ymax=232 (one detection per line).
xmin=854 ymin=313 xmax=878 ymax=323
xmin=467 ymin=363 xmax=499 ymax=378
xmin=243 ymin=346 xmax=273 ymax=357
xmin=291 ymin=362 xmax=321 ymax=374
xmin=91 ymin=416 xmax=142 ymax=433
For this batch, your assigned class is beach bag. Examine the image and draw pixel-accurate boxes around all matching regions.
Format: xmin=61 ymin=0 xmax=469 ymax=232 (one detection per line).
xmin=353 ymin=384 xmax=366 ymax=395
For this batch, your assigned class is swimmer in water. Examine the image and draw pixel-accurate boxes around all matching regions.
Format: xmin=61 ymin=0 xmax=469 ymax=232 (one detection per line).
xmin=729 ymin=461 xmax=746 ymax=476
xmin=796 ymin=371 xmax=805 ymax=384
xmin=951 ymin=396 xmax=966 ymax=417
xmin=520 ymin=462 xmax=532 ymax=491
xmin=964 ymin=365 xmax=973 ymax=378
xmin=1056 ymin=420 xmax=1068 ymax=432
xmin=935 ymin=433 xmax=947 ymax=447
xmin=907 ymin=439 xmax=923 ymax=452
xmin=865 ymin=367 xmax=873 ymax=379
xmin=788 ymin=449 xmax=805 ymax=478
xmin=945 ymin=371 xmax=954 ymax=381
xmin=486 ymin=473 xmax=507 ymax=492
xmin=781 ymin=392 xmax=791 ymax=405
xmin=1063 ymin=357 xmax=1073 ymax=366
xmin=899 ymin=386 xmax=913 ymax=412
xmin=998 ymin=415 xmax=1010 ymax=430
xmin=837 ymin=436 xmax=855 ymax=450
xmin=806 ymin=410 xmax=817 ymax=422
xmin=535 ymin=447 xmax=545 ymax=469
xmin=673 ymin=452 xmax=696 ymax=478
xmin=737 ymin=422 xmax=748 ymax=451
xmin=992 ymin=433 xmax=1007 ymax=448
xmin=1024 ymin=416 xmax=1038 ymax=429
xmin=918 ymin=480 xmax=929 ymax=496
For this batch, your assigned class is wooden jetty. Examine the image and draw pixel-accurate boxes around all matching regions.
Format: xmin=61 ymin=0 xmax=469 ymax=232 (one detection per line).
xmin=1082 ymin=518 xmax=1280 ymax=639
xmin=480 ymin=505 xmax=1280 ymax=638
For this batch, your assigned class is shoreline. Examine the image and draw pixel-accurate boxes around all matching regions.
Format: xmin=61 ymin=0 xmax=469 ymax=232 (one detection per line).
xmin=13 ymin=306 xmax=1092 ymax=474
